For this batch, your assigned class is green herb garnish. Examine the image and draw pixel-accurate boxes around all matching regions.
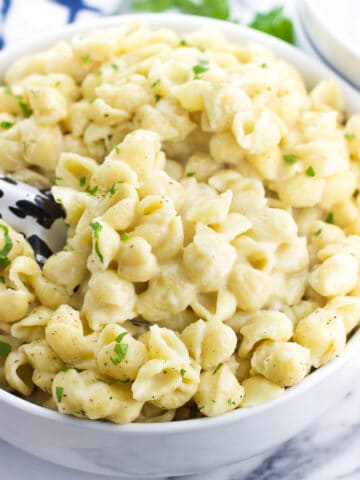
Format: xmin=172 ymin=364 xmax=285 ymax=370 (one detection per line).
xmin=4 ymin=86 xmax=13 ymax=95
xmin=0 ymin=225 xmax=13 ymax=270
xmin=114 ymin=145 xmax=120 ymax=154
xmin=120 ymin=232 xmax=130 ymax=242
xmin=186 ymin=171 xmax=196 ymax=177
xmin=344 ymin=132 xmax=356 ymax=140
xmin=81 ymin=55 xmax=93 ymax=64
xmin=154 ymin=94 xmax=162 ymax=102
xmin=0 ymin=276 xmax=5 ymax=283
xmin=193 ymin=59 xmax=209 ymax=79
xmin=131 ymin=0 xmax=230 ymax=20
xmin=0 ymin=121 xmax=14 ymax=129
xmin=0 ymin=341 xmax=11 ymax=356
xmin=180 ymin=368 xmax=186 ymax=378
xmin=111 ymin=63 xmax=119 ymax=70
xmin=305 ymin=165 xmax=315 ymax=177
xmin=179 ymin=39 xmax=190 ymax=46
xmin=326 ymin=212 xmax=334 ymax=224
xmin=283 ymin=154 xmax=297 ymax=165
xmin=85 ymin=185 xmax=98 ymax=196
xmin=212 ymin=362 xmax=223 ymax=375
xmin=151 ymin=79 xmax=161 ymax=88
xmin=79 ymin=176 xmax=86 ymax=186
xmin=227 ymin=399 xmax=236 ymax=406
xmin=249 ymin=6 xmax=295 ymax=45
xmin=313 ymin=229 xmax=322 ymax=237
xmin=261 ymin=63 xmax=268 ymax=68
xmin=110 ymin=332 xmax=128 ymax=366
xmin=56 ymin=386 xmax=64 ymax=402
xmin=89 ymin=221 xmax=103 ymax=263
xmin=17 ymin=98 xmax=33 ymax=117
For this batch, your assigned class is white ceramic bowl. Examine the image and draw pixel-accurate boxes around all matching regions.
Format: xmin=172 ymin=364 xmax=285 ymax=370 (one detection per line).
xmin=1 ymin=13 xmax=360 ymax=478
xmin=298 ymin=0 xmax=360 ymax=89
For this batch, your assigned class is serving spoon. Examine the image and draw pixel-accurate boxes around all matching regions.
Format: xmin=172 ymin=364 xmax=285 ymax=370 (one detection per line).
xmin=0 ymin=176 xmax=67 ymax=265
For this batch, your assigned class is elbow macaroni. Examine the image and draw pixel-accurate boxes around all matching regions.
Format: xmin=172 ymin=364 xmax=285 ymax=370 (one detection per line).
xmin=1 ymin=24 xmax=360 ymax=423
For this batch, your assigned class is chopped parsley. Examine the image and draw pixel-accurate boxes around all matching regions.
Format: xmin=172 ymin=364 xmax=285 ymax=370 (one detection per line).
xmin=283 ymin=154 xmax=297 ymax=165
xmin=313 ymin=228 xmax=322 ymax=237
xmin=227 ymin=399 xmax=236 ymax=406
xmin=179 ymin=39 xmax=190 ymax=46
xmin=56 ymin=386 xmax=64 ymax=402
xmin=111 ymin=63 xmax=119 ymax=70
xmin=109 ymin=183 xmax=117 ymax=196
xmin=186 ymin=171 xmax=196 ymax=177
xmin=114 ymin=145 xmax=120 ymax=154
xmin=261 ymin=63 xmax=268 ymax=68
xmin=212 ymin=362 xmax=223 ymax=375
xmin=326 ymin=212 xmax=334 ymax=224
xmin=131 ymin=0 xmax=231 ymax=20
xmin=344 ymin=132 xmax=356 ymax=140
xmin=120 ymin=232 xmax=130 ymax=242
xmin=17 ymin=97 xmax=33 ymax=117
xmin=79 ymin=176 xmax=86 ymax=186
xmin=305 ymin=165 xmax=315 ymax=177
xmin=89 ymin=221 xmax=103 ymax=263
xmin=0 ymin=341 xmax=11 ymax=356
xmin=0 ymin=121 xmax=14 ymax=129
xmin=249 ymin=6 xmax=295 ymax=45
xmin=85 ymin=185 xmax=98 ymax=196
xmin=0 ymin=276 xmax=5 ymax=283
xmin=81 ymin=55 xmax=93 ymax=64
xmin=193 ymin=59 xmax=209 ymax=79
xmin=4 ymin=86 xmax=13 ymax=95
xmin=110 ymin=332 xmax=128 ymax=366
xmin=151 ymin=79 xmax=161 ymax=88
xmin=180 ymin=368 xmax=186 ymax=378
xmin=0 ymin=225 xmax=13 ymax=270
xmin=154 ymin=94 xmax=162 ymax=102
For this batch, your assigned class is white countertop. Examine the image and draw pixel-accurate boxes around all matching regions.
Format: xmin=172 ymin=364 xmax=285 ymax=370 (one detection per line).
xmin=1 ymin=0 xmax=359 ymax=478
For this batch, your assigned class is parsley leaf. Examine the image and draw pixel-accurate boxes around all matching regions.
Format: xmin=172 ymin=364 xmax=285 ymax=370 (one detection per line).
xmin=151 ymin=79 xmax=161 ymax=88
xmin=0 ymin=341 xmax=11 ymax=356
xmin=111 ymin=63 xmax=119 ymax=70
xmin=0 ymin=276 xmax=5 ymax=283
xmin=115 ymin=332 xmax=128 ymax=343
xmin=4 ymin=86 xmax=13 ymax=95
xmin=131 ymin=0 xmax=230 ymax=20
xmin=110 ymin=332 xmax=129 ymax=366
xmin=344 ymin=132 xmax=356 ymax=140
xmin=85 ymin=185 xmax=98 ymax=196
xmin=0 ymin=225 xmax=13 ymax=270
xmin=249 ymin=6 xmax=295 ymax=45
xmin=81 ymin=55 xmax=93 ymax=64
xmin=313 ymin=228 xmax=322 ymax=237
xmin=114 ymin=145 xmax=120 ymax=154
xmin=326 ymin=212 xmax=334 ymax=224
xmin=283 ymin=154 xmax=297 ymax=165
xmin=305 ymin=165 xmax=315 ymax=177
xmin=180 ymin=368 xmax=186 ymax=378
xmin=17 ymin=97 xmax=33 ymax=117
xmin=0 ymin=121 xmax=14 ymax=129
xmin=154 ymin=94 xmax=162 ymax=102
xmin=79 ymin=176 xmax=86 ymax=186
xmin=89 ymin=221 xmax=103 ymax=263
xmin=193 ymin=59 xmax=209 ymax=79
xmin=212 ymin=362 xmax=223 ymax=375
xmin=120 ymin=232 xmax=130 ymax=241
xmin=56 ymin=386 xmax=64 ymax=402
xmin=186 ymin=171 xmax=196 ymax=177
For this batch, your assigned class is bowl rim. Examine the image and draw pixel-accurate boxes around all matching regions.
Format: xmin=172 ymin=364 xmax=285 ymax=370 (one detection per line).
xmin=1 ymin=12 xmax=360 ymax=435
xmin=300 ymin=0 xmax=360 ymax=61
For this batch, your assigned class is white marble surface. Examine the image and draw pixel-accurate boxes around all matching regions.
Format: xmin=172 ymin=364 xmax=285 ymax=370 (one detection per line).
xmin=1 ymin=0 xmax=359 ymax=478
